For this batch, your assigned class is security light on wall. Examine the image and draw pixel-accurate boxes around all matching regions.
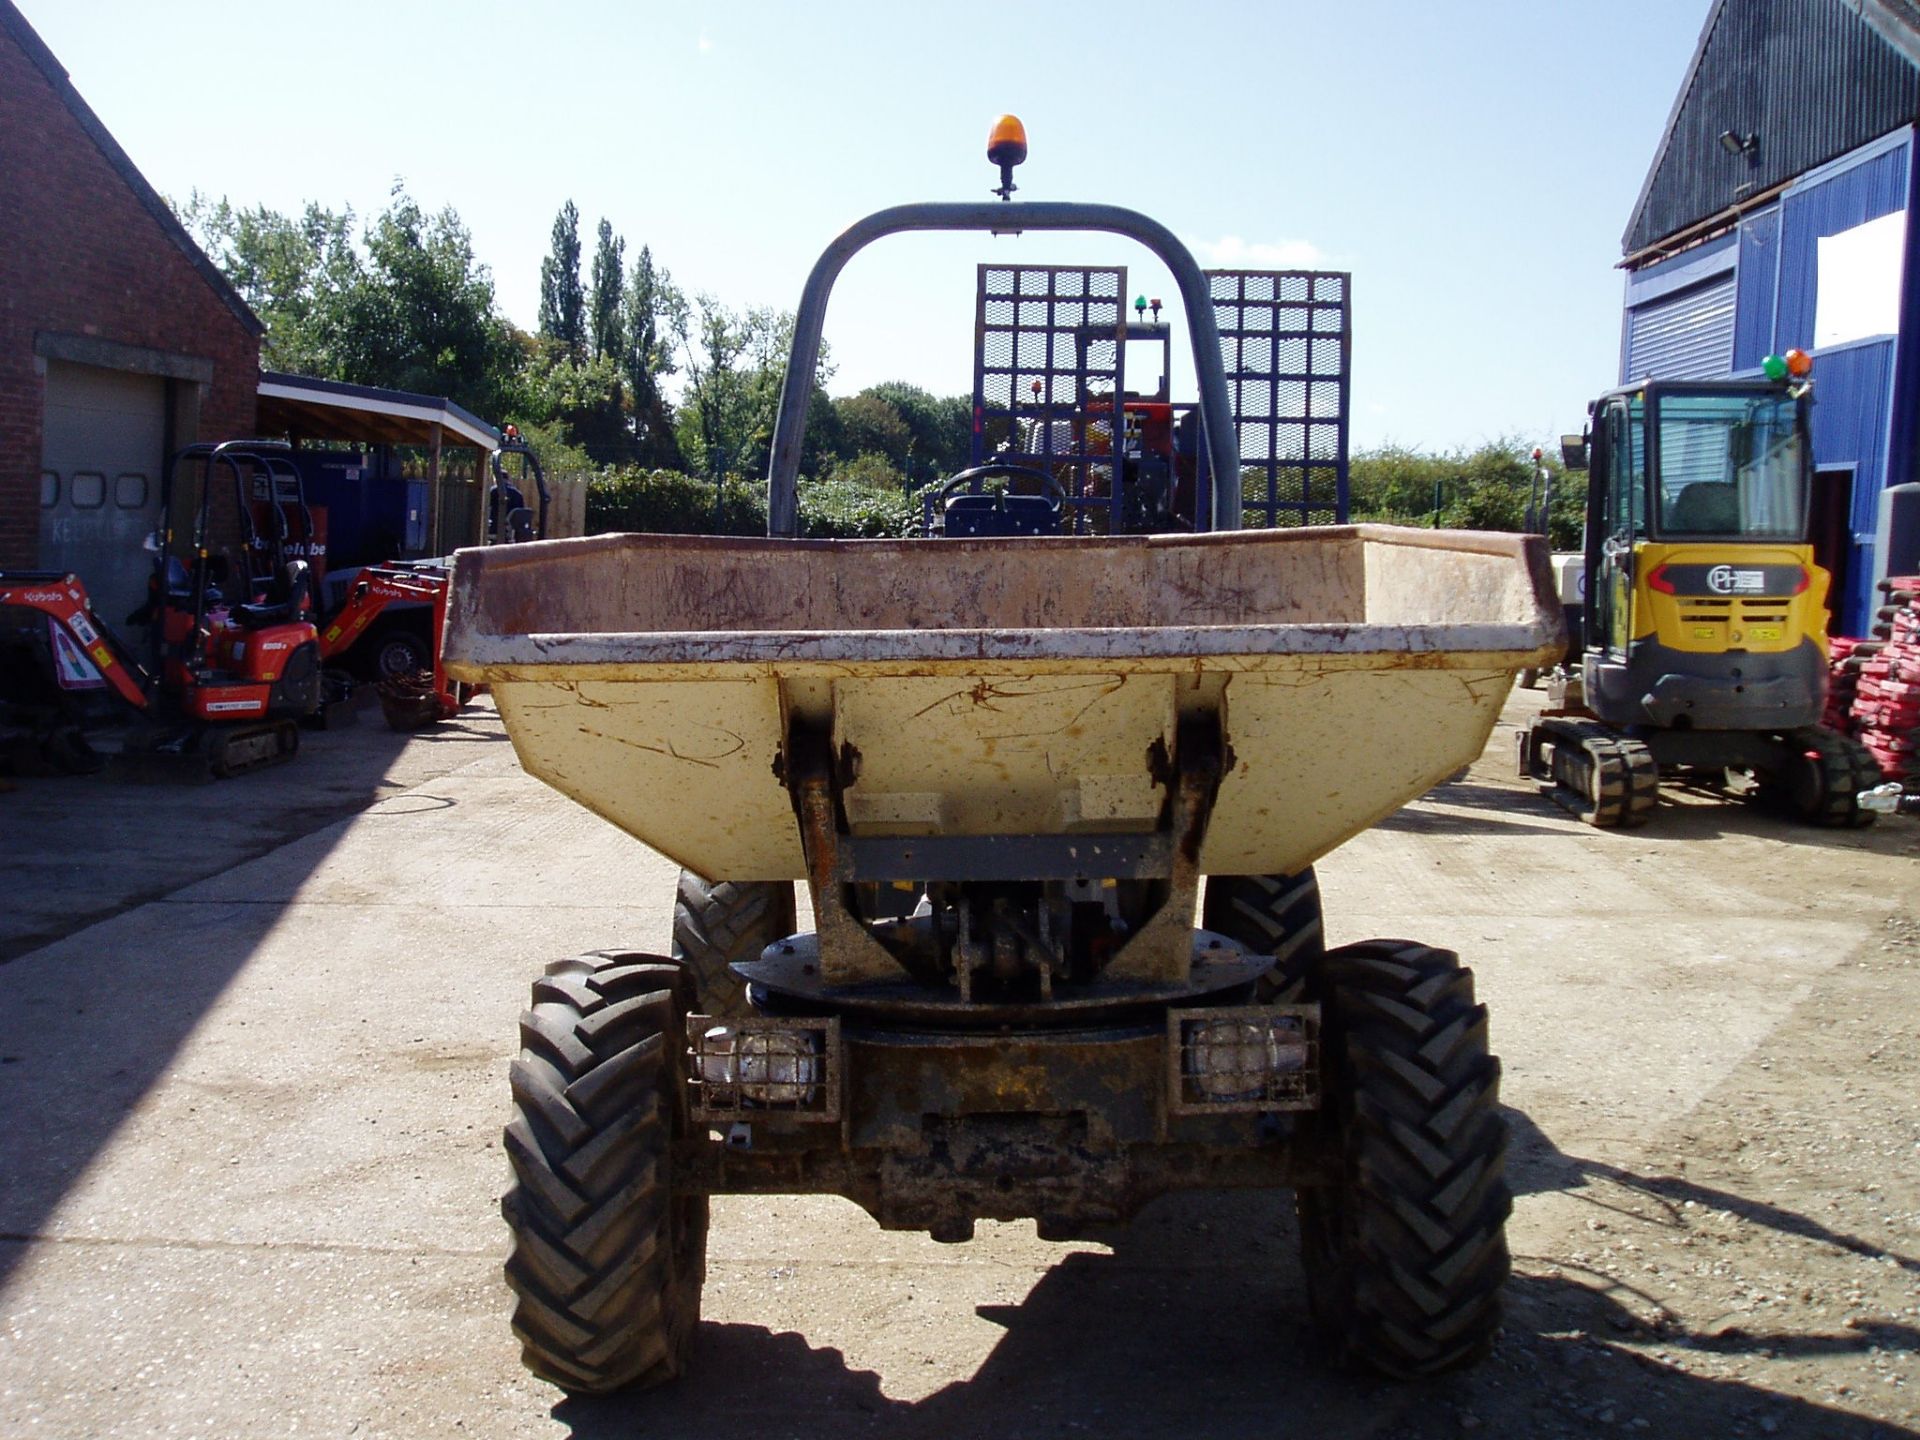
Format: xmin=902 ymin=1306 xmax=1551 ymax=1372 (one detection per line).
xmin=1719 ymin=129 xmax=1759 ymax=158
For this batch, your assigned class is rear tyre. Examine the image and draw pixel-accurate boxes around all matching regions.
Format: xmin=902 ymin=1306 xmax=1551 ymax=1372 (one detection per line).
xmin=672 ymin=873 xmax=797 ymax=1017
xmin=1202 ymin=869 xmax=1324 ymax=1002
xmin=1756 ymin=726 xmax=1881 ymax=828
xmin=1297 ymin=940 xmax=1511 ymax=1377
xmin=502 ymin=952 xmax=708 ymax=1394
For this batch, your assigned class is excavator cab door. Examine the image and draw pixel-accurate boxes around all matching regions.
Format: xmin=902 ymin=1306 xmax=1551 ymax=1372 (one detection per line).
xmin=1584 ymin=395 xmax=1644 ymax=664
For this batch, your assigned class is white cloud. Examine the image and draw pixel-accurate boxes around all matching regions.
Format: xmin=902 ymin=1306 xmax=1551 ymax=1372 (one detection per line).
xmin=697 ymin=33 xmax=714 ymax=53
xmin=1191 ymin=234 xmax=1327 ymax=269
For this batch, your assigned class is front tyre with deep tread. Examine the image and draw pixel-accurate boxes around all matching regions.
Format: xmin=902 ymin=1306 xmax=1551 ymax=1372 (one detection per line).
xmin=502 ymin=951 xmax=709 ymax=1394
xmin=1297 ymin=940 xmax=1511 ymax=1377
xmin=672 ymin=872 xmax=797 ymax=1017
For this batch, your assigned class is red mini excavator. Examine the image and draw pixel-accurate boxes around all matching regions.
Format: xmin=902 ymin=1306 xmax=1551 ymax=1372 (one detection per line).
xmin=318 ymin=559 xmax=460 ymax=728
xmin=0 ymin=440 xmax=323 ymax=777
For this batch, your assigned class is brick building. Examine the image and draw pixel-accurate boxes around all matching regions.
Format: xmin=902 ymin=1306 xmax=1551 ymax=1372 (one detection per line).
xmin=0 ymin=1 xmax=263 ymax=624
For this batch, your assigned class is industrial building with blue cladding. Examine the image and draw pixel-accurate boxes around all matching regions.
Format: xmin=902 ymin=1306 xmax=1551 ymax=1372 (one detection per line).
xmin=1619 ymin=0 xmax=1920 ymax=636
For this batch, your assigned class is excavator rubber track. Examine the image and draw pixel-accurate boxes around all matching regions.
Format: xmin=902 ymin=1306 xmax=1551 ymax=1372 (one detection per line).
xmin=207 ymin=720 xmax=300 ymax=778
xmin=1754 ymin=725 xmax=1882 ymax=828
xmin=1525 ymin=716 xmax=1659 ymax=828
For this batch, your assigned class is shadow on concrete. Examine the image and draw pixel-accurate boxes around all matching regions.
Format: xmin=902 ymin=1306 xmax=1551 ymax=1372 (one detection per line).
xmin=0 ymin=703 xmax=502 ymax=1295
xmin=1397 ymin=777 xmax=1919 ymax=858
xmin=549 ymin=1182 xmax=1919 ymax=1440
xmin=1380 ymin=780 xmax=1573 ymax=839
xmin=1506 ymin=1107 xmax=1920 ymax=1276
xmin=1619 ymin=794 xmax=1917 ymax=854
xmin=0 ymin=705 xmax=504 ymax=963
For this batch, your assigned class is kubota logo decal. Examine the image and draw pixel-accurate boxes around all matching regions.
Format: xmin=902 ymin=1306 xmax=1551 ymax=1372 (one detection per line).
xmin=22 ymin=590 xmax=66 ymax=604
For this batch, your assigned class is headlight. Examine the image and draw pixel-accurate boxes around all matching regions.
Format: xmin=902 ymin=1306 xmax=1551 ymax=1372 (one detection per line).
xmin=1181 ymin=1017 xmax=1310 ymax=1102
xmin=698 ymin=1025 xmax=823 ymax=1108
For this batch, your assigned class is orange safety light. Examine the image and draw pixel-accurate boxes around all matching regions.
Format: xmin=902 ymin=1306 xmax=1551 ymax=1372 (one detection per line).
xmin=988 ymin=114 xmax=1028 ymax=200
xmin=987 ymin=115 xmax=1028 ymax=167
xmin=1783 ymin=347 xmax=1813 ymax=378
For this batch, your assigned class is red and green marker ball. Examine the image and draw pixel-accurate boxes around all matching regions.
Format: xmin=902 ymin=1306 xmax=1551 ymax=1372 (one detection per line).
xmin=1762 ymin=348 xmax=1814 ymax=381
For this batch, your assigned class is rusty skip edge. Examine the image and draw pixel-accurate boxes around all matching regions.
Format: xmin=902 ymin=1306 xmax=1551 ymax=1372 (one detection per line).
xmin=443 ymin=623 xmax=1564 ymax=682
xmin=448 ymin=522 xmax=1547 ymax=562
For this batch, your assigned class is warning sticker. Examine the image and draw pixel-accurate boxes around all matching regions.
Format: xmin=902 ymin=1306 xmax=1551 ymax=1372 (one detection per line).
xmin=49 ymin=620 xmax=106 ymax=691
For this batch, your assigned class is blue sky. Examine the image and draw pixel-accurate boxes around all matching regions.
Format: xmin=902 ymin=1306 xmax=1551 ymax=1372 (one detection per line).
xmin=21 ymin=0 xmax=1711 ymax=453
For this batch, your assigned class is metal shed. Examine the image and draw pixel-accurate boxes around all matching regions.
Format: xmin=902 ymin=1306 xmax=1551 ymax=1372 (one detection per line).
xmin=1620 ymin=0 xmax=1920 ymax=634
xmin=255 ymin=372 xmax=501 ymax=558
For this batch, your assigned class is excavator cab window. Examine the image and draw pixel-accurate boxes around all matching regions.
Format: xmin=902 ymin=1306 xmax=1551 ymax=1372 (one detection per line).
xmin=1587 ymin=397 xmax=1645 ymax=657
xmin=1604 ymin=399 xmax=1645 ymax=541
xmin=1650 ymin=391 xmax=1806 ymax=540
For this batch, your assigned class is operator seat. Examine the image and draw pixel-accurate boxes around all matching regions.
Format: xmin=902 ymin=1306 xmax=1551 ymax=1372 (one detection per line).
xmin=944 ymin=491 xmax=1060 ymax=537
xmin=1669 ymin=482 xmax=1740 ymax=533
xmin=233 ymin=559 xmax=313 ymax=629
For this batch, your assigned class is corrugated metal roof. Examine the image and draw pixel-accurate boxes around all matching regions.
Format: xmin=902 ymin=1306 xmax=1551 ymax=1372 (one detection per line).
xmin=1624 ymin=0 xmax=1920 ymax=258
xmin=257 ymin=372 xmax=500 ymax=452
xmin=1856 ymin=0 xmax=1920 ymax=66
xmin=0 ymin=1 xmax=263 ymax=337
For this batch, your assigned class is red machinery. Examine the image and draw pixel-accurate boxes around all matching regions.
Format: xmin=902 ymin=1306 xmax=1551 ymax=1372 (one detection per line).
xmin=0 ymin=441 xmax=323 ymax=776
xmin=318 ymin=561 xmax=461 ymax=728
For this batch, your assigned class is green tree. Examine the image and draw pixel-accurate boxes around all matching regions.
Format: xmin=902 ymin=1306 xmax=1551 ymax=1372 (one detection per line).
xmin=862 ymin=381 xmax=973 ymax=477
xmin=622 ymin=245 xmax=684 ymax=470
xmin=517 ymin=343 xmax=623 ymax=440
xmin=537 ymin=200 xmax=585 ymax=356
xmin=330 ymin=186 xmax=519 ymax=418
xmin=182 ymin=185 xmax=517 ymax=420
xmin=557 ymin=218 xmax=631 ymax=464
xmin=832 ymin=390 xmax=912 ymax=468
xmin=674 ymin=301 xmax=833 ymax=479
xmin=588 ymin=218 xmax=625 ymax=363
xmin=175 ymin=190 xmax=359 ymax=375
xmin=676 ymin=295 xmax=749 ymax=477
xmin=798 ymin=459 xmax=918 ymax=537
xmin=1348 ymin=437 xmax=1583 ymax=550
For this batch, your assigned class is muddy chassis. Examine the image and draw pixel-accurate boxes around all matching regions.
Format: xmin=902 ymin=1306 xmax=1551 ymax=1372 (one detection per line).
xmin=501 ymin=713 xmax=1512 ymax=1394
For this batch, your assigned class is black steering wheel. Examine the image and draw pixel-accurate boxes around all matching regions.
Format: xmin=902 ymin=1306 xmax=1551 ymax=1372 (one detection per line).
xmin=937 ymin=463 xmax=1067 ymax=507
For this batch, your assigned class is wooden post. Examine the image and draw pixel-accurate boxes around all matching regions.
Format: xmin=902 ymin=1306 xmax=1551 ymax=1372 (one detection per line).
xmin=426 ymin=422 xmax=443 ymax=555
xmin=472 ymin=443 xmax=487 ymax=547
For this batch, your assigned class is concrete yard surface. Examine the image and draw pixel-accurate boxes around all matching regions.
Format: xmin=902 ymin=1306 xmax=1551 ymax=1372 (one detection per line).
xmin=2 ymin=692 xmax=1917 ymax=1438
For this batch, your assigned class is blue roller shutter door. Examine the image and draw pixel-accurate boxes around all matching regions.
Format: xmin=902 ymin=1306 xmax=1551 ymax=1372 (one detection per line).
xmin=1624 ymin=271 xmax=1737 ymax=381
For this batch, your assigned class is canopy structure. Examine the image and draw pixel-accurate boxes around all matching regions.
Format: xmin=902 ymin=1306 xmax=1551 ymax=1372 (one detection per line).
xmin=256 ymin=371 xmax=501 ymax=550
